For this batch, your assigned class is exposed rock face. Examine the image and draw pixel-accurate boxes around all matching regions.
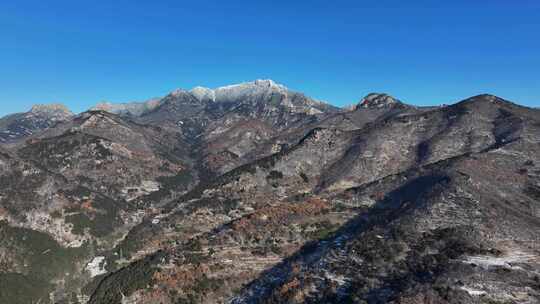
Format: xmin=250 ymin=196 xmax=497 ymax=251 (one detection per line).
xmin=96 ymin=80 xmax=336 ymax=123
xmin=0 ymin=103 xmax=74 ymax=143
xmin=190 ymin=86 xmax=216 ymax=102
xmin=358 ymin=93 xmax=402 ymax=108
xmin=92 ymin=99 xmax=162 ymax=117
xmin=144 ymin=79 xmax=337 ymax=124
xmin=0 ymin=86 xmax=539 ymax=304
xmin=129 ymin=80 xmax=340 ymax=175
xmin=30 ymin=103 xmax=73 ymax=118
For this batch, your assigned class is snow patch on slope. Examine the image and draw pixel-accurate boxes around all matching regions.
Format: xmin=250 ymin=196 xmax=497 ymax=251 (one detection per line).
xmin=462 ymin=251 xmax=538 ymax=269
xmin=86 ymin=256 xmax=107 ymax=277
xmin=188 ymin=79 xmax=288 ymax=103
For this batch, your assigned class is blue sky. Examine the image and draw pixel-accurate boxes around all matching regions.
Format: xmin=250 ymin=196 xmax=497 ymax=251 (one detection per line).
xmin=1 ymin=0 xmax=539 ymax=115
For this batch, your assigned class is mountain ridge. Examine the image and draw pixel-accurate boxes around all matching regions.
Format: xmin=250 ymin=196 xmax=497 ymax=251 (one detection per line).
xmin=0 ymin=83 xmax=538 ymax=304
xmin=2 ymin=79 xmax=537 ymax=121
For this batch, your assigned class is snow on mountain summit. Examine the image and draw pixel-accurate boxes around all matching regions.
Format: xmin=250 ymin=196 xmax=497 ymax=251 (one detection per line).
xmin=91 ymin=80 xmax=337 ymax=118
xmin=190 ymin=86 xmax=216 ymax=102
xmin=187 ymin=79 xmax=288 ymax=103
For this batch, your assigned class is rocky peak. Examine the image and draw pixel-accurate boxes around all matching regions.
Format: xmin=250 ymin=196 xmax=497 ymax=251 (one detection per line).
xmin=253 ymin=79 xmax=281 ymax=88
xmin=216 ymin=79 xmax=287 ymax=98
xmin=169 ymin=88 xmax=190 ymax=97
xmin=0 ymin=104 xmax=73 ymax=143
xmin=29 ymin=103 xmax=73 ymax=119
xmin=187 ymin=79 xmax=288 ymax=103
xmin=93 ymin=99 xmax=161 ymax=116
xmin=88 ymin=80 xmax=337 ymax=123
xmin=358 ymin=93 xmax=401 ymax=109
xmin=162 ymin=89 xmax=203 ymax=106
xmin=190 ymin=86 xmax=216 ymax=102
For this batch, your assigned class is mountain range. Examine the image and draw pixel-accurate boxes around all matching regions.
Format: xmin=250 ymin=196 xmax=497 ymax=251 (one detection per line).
xmin=0 ymin=80 xmax=538 ymax=304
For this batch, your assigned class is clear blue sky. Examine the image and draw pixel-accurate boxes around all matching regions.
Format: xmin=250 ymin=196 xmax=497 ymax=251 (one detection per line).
xmin=1 ymin=0 xmax=539 ymax=115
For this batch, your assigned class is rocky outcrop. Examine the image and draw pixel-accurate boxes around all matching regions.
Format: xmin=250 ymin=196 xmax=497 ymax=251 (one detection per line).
xmin=92 ymin=99 xmax=162 ymax=117
xmin=357 ymin=92 xmax=403 ymax=108
xmin=0 ymin=103 xmax=74 ymax=143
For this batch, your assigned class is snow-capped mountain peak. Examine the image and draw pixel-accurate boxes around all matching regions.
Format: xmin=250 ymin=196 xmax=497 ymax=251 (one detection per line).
xmin=188 ymin=79 xmax=288 ymax=102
